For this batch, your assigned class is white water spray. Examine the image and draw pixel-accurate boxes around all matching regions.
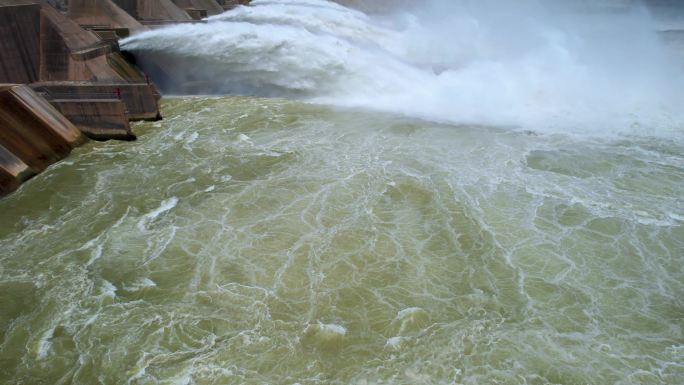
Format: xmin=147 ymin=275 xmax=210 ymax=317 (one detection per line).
xmin=121 ymin=0 xmax=684 ymax=136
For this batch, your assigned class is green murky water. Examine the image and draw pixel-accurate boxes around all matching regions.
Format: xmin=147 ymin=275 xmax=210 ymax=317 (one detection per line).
xmin=1 ymin=97 xmax=683 ymax=384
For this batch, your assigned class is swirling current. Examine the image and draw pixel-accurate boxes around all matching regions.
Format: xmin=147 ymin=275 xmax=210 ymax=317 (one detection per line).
xmin=2 ymin=0 xmax=684 ymax=384
xmin=1 ymin=97 xmax=683 ymax=384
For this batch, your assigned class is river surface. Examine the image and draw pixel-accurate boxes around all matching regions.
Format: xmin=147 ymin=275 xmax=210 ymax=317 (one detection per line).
xmin=3 ymin=0 xmax=684 ymax=384
xmin=1 ymin=96 xmax=683 ymax=384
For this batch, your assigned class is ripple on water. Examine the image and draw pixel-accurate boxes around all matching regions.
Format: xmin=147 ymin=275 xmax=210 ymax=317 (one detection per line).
xmin=0 ymin=97 xmax=683 ymax=384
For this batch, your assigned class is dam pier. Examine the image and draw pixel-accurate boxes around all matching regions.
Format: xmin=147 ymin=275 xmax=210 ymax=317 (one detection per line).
xmin=0 ymin=0 xmax=251 ymax=196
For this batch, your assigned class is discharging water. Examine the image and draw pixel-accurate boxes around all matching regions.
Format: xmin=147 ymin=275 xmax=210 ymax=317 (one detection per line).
xmin=2 ymin=0 xmax=684 ymax=384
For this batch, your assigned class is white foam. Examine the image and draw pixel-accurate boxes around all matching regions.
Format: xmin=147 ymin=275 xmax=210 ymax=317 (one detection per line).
xmin=396 ymin=307 xmax=425 ymax=320
xmin=86 ymin=244 xmax=103 ymax=267
xmin=317 ymin=322 xmax=347 ymax=336
xmin=122 ymin=0 xmax=684 ymax=138
xmin=126 ymin=365 xmax=147 ymax=385
xmin=137 ymin=197 xmax=179 ymax=231
xmin=393 ymin=307 xmax=431 ymax=335
xmin=147 ymin=197 xmax=179 ymax=219
xmin=37 ymin=327 xmax=54 ymax=359
xmin=170 ymin=370 xmax=192 ymax=385
xmin=101 ymin=280 xmax=118 ymax=298
xmin=238 ymin=134 xmax=253 ymax=144
xmin=124 ymin=278 xmax=157 ymax=291
xmin=303 ymin=321 xmax=348 ymax=345
xmin=385 ymin=336 xmax=406 ymax=350
xmin=141 ymin=226 xmax=177 ymax=265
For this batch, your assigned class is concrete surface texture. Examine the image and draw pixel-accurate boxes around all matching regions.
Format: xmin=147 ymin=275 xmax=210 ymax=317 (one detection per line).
xmin=113 ymin=0 xmax=192 ymax=21
xmin=216 ymin=0 xmax=250 ymax=10
xmin=0 ymin=84 xmax=85 ymax=196
xmin=50 ymin=98 xmax=135 ymax=141
xmin=68 ymin=0 xmax=147 ymax=34
xmin=0 ymin=2 xmax=129 ymax=83
xmin=32 ymin=82 xmax=162 ymax=121
xmin=0 ymin=142 xmax=32 ymax=196
xmin=0 ymin=0 xmax=168 ymax=196
xmin=0 ymin=4 xmax=41 ymax=83
xmin=172 ymin=0 xmax=224 ymax=16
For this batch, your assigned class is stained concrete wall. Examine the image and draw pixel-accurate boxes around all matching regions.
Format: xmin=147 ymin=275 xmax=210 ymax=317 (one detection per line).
xmin=138 ymin=0 xmax=192 ymax=21
xmin=217 ymin=0 xmax=250 ymax=10
xmin=51 ymin=99 xmax=135 ymax=141
xmin=113 ymin=0 xmax=192 ymax=21
xmin=111 ymin=0 xmax=139 ymax=18
xmin=0 ymin=143 xmax=32 ymax=196
xmin=1 ymin=2 xmax=151 ymax=83
xmin=0 ymin=4 xmax=41 ymax=83
xmin=172 ymin=0 xmax=224 ymax=16
xmin=40 ymin=3 xmax=129 ymax=82
xmin=32 ymin=82 xmax=162 ymax=120
xmin=107 ymin=52 xmax=149 ymax=82
xmin=0 ymin=2 xmax=162 ymax=125
xmin=68 ymin=0 xmax=146 ymax=34
xmin=0 ymin=84 xmax=85 ymax=195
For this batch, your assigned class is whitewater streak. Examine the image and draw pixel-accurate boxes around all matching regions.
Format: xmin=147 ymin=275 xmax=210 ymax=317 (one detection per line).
xmin=2 ymin=2 xmax=683 ymax=384
xmin=121 ymin=0 xmax=684 ymax=137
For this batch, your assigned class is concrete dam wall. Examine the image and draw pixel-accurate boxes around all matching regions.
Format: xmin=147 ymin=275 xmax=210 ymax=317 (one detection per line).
xmin=68 ymin=0 xmax=146 ymax=34
xmin=172 ymin=0 xmax=224 ymax=16
xmin=0 ymin=84 xmax=85 ymax=196
xmin=0 ymin=0 xmax=253 ymax=197
xmin=113 ymin=0 xmax=192 ymax=22
xmin=0 ymin=0 xmax=167 ymax=197
xmin=0 ymin=4 xmax=41 ymax=84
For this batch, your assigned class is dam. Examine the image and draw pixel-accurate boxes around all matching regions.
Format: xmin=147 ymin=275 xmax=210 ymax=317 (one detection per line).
xmin=0 ymin=0 xmax=168 ymax=195
xmin=1 ymin=1 xmax=683 ymax=384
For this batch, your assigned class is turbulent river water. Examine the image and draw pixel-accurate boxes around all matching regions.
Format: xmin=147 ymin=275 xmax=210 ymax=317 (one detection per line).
xmin=2 ymin=1 xmax=684 ymax=384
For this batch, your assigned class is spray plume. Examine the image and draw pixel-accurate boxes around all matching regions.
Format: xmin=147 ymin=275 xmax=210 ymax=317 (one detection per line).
xmin=121 ymin=0 xmax=684 ymax=137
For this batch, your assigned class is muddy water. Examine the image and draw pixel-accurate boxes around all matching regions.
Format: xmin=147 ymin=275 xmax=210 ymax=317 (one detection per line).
xmin=1 ymin=97 xmax=682 ymax=384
